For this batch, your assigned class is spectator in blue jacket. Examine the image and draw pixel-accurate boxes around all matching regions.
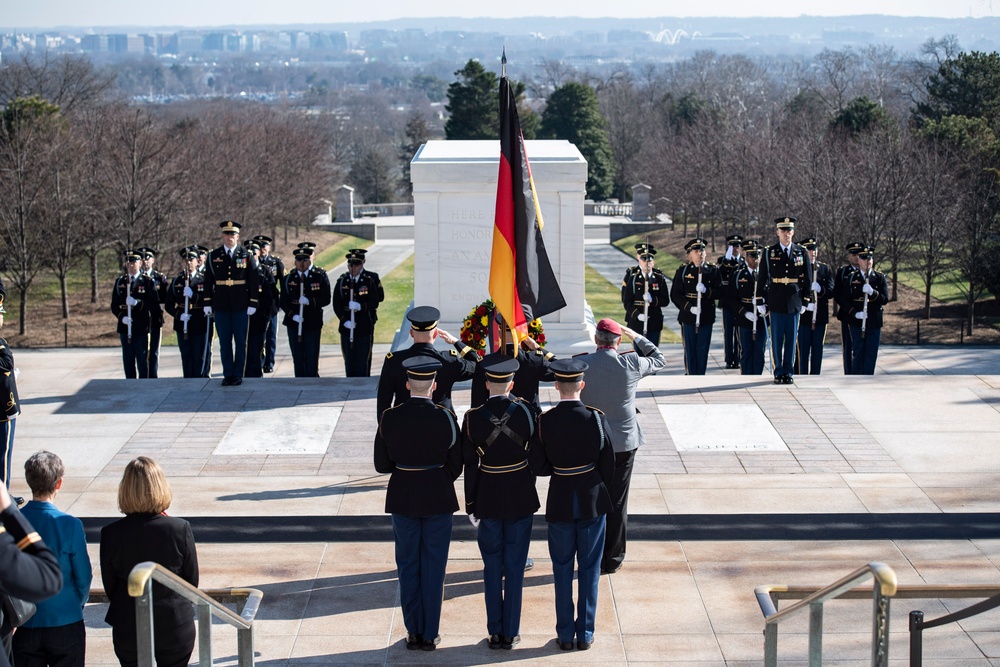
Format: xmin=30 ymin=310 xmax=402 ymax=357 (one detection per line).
xmin=13 ymin=451 xmax=92 ymax=667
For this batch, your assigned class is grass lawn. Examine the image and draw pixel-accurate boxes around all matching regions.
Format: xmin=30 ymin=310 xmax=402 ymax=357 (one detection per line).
xmin=314 ymin=236 xmax=372 ymax=271
xmin=895 ymin=267 xmax=970 ymax=304
xmin=585 ymin=263 xmax=681 ymax=344
xmin=613 ymin=234 xmax=684 ymax=277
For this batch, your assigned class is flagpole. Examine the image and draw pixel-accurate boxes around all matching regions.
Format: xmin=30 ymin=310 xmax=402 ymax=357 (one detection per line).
xmin=501 ymin=48 xmax=506 ymax=78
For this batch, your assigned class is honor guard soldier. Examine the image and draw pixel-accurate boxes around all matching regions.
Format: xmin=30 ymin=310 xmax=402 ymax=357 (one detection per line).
xmin=194 ymin=245 xmax=209 ymax=272
xmin=244 ymin=240 xmax=279 ymax=378
xmin=164 ymin=248 xmax=209 ymax=378
xmin=834 ymin=240 xmax=864 ymax=375
xmin=0 ymin=297 xmax=21 ymax=495
xmin=279 ymin=246 xmax=331 ymax=377
xmin=758 ymin=217 xmax=812 ymax=384
xmin=136 ymin=247 xmax=169 ymax=378
xmin=730 ymin=240 xmax=768 ymax=375
xmin=332 ymin=248 xmax=385 ymax=377
xmin=201 ymin=220 xmax=259 ymax=386
xmin=192 ymin=245 xmax=213 ymax=376
xmin=253 ymin=235 xmax=284 ymax=373
xmin=376 ymin=306 xmax=479 ymax=422
xmin=717 ymin=234 xmax=745 ymax=369
xmin=796 ymin=237 xmax=835 ymax=375
xmin=375 ymin=356 xmax=463 ymax=652
xmin=463 ymin=357 xmax=539 ymax=650
xmin=470 ymin=332 xmax=556 ymax=410
xmin=670 ymin=238 xmax=722 ymax=375
xmin=111 ymin=250 xmax=159 ymax=379
xmin=621 ymin=243 xmax=669 ymax=346
xmin=844 ymin=246 xmax=888 ymax=375
xmin=530 ymin=359 xmax=614 ymax=651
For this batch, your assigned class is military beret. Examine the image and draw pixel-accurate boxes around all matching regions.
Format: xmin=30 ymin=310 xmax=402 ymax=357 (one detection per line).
xmin=550 ymin=358 xmax=588 ymax=382
xmin=407 ymin=306 xmax=440 ymax=331
xmin=219 ymin=220 xmax=242 ymax=233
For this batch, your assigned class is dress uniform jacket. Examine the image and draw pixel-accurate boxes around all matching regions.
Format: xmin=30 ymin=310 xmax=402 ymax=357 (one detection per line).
xmin=202 ymin=246 xmax=259 ymax=312
xmin=146 ymin=270 xmax=169 ymax=329
xmin=730 ymin=265 xmax=767 ymax=329
xmin=164 ymin=272 xmax=209 ymax=335
xmin=801 ymin=261 xmax=835 ymax=327
xmin=462 ymin=396 xmax=540 ymax=520
xmin=834 ymin=263 xmax=858 ymax=322
xmin=259 ymin=255 xmax=285 ymax=291
xmin=621 ymin=266 xmax=668 ymax=334
xmin=374 ymin=398 xmax=463 ymax=517
xmin=843 ymin=269 xmax=889 ymax=328
xmin=249 ymin=264 xmax=279 ymax=336
xmin=716 ymin=255 xmax=745 ymax=311
xmin=470 ymin=348 xmax=555 ymax=409
xmin=110 ymin=274 xmax=158 ymax=336
xmin=0 ymin=505 xmax=62 ymax=667
xmin=531 ymin=400 xmax=614 ymax=522
xmin=376 ymin=342 xmax=478 ymax=420
xmin=578 ymin=337 xmax=666 ymax=453
xmin=759 ymin=243 xmax=813 ymax=314
xmin=280 ymin=268 xmax=332 ymax=330
xmin=0 ymin=339 xmax=19 ymax=422
xmin=332 ymin=269 xmax=384 ymax=337
xmin=670 ymin=262 xmax=723 ymax=326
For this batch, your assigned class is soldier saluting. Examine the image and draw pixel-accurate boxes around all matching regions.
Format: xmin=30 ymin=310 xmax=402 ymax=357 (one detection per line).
xmin=758 ymin=217 xmax=812 ymax=385
xmin=332 ymin=248 xmax=385 ymax=377
xmin=621 ymin=243 xmax=669 ymax=346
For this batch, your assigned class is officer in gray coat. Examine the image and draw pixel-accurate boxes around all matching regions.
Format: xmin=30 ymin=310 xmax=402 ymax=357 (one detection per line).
xmin=578 ymin=318 xmax=666 ymax=574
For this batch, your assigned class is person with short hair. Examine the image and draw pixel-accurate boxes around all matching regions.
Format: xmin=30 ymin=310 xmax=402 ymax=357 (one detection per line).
xmin=110 ymin=251 xmax=159 ymax=379
xmin=621 ymin=243 xmax=669 ymax=346
xmin=164 ymin=248 xmax=209 ymax=379
xmin=253 ymin=235 xmax=284 ymax=373
xmin=136 ymin=247 xmax=169 ymax=379
xmin=717 ymin=234 xmax=745 ymax=369
xmin=795 ymin=237 xmax=835 ymax=375
xmin=730 ymin=240 xmax=768 ymax=375
xmin=834 ymin=241 xmax=864 ymax=375
xmin=670 ymin=238 xmax=722 ymax=375
xmin=100 ymin=457 xmax=199 ymax=667
xmin=13 ymin=451 xmax=92 ymax=667
xmin=332 ymin=248 xmax=385 ymax=377
xmin=281 ymin=246 xmax=332 ymax=377
xmin=0 ymin=297 xmax=20 ymax=503
xmin=758 ymin=217 xmax=813 ymax=384
xmin=844 ymin=247 xmax=889 ymax=375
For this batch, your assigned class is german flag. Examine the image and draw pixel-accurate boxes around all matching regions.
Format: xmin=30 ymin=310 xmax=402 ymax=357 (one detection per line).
xmin=489 ymin=66 xmax=565 ymax=344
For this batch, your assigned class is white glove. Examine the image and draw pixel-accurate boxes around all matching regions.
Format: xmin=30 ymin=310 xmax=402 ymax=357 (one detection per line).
xmin=183 ymin=286 xmax=194 ymax=298
xmin=806 ymin=303 xmax=817 ymax=312
xmin=756 ymin=305 xmax=767 ymax=315
xmin=125 ymin=296 xmax=138 ymax=306
xmin=690 ymin=306 xmax=701 ymax=316
xmin=203 ymin=306 xmax=212 ymax=316
xmin=292 ymin=314 xmax=303 ymax=323
xmin=696 ymin=282 xmax=707 ymax=294
xmin=855 ymin=311 xmax=868 ymax=320
xmin=348 ymin=300 xmax=361 ymax=311
xmin=180 ymin=313 xmax=191 ymax=322
xmin=862 ymin=283 xmax=875 ymax=295
xmin=13 ymin=368 xmax=20 ymax=381
xmin=725 ymin=246 xmax=734 ymax=260
xmin=643 ymin=292 xmax=652 ymax=304
xmin=744 ymin=311 xmax=757 ymax=322
xmin=636 ymin=313 xmax=646 ymax=322
xmin=468 ymin=514 xmax=480 ymax=528
xmin=122 ymin=316 xmax=133 ymax=325
xmin=811 ymin=281 xmax=821 ymax=293
xmin=799 ymin=306 xmax=807 ymax=315
xmin=246 ymin=307 xmax=256 ymax=316
xmin=298 ymin=295 xmax=310 ymax=305
xmin=343 ymin=320 xmax=355 ymax=330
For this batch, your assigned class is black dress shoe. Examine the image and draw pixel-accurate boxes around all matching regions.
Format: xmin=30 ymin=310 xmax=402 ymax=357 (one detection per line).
xmin=406 ymin=633 xmax=422 ymax=650
xmin=221 ymin=377 xmax=233 ymax=386
xmin=577 ymin=637 xmax=594 ymax=650
xmin=727 ymin=361 xmax=740 ymax=369
xmin=501 ymin=635 xmax=520 ymax=650
xmin=600 ymin=563 xmax=621 ymax=575
xmin=12 ymin=496 xmax=25 ymax=507
xmin=420 ymin=635 xmax=441 ymax=651
xmin=524 ymin=557 xmax=534 ymax=571
xmin=773 ymin=375 xmax=783 ymax=384
xmin=785 ymin=375 xmax=795 ymax=384
xmin=263 ymin=365 xmax=274 ymax=373
xmin=558 ymin=640 xmax=575 ymax=651
xmin=231 ymin=377 xmax=243 ymax=386
xmin=488 ymin=634 xmax=502 ymax=649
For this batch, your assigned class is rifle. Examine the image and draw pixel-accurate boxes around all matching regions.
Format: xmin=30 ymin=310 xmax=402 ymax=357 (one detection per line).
xmin=126 ymin=276 xmax=133 ymax=343
xmin=642 ymin=272 xmax=650 ymax=336
xmin=861 ymin=268 xmax=869 ymax=340
xmin=297 ymin=274 xmax=305 ymax=343
xmin=810 ymin=255 xmax=818 ymax=332
xmin=695 ymin=264 xmax=703 ymax=334
xmin=183 ymin=272 xmax=190 ymax=340
xmin=752 ymin=264 xmax=760 ymax=342
xmin=349 ymin=286 xmax=355 ymax=349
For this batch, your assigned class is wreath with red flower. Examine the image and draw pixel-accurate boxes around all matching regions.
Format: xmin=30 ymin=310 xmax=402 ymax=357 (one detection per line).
xmin=460 ymin=298 xmax=547 ymax=358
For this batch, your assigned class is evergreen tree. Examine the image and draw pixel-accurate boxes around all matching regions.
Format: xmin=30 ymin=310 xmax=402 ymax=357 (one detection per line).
xmin=539 ymin=82 xmax=614 ymax=200
xmin=444 ymin=60 xmax=497 ymax=140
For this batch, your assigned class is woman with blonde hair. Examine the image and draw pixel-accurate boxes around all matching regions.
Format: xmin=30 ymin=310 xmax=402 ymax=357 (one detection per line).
xmin=100 ymin=457 xmax=198 ymax=667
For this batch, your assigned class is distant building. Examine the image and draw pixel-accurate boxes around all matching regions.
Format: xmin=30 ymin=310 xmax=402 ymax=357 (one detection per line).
xmin=108 ymin=34 xmax=144 ymax=54
xmin=80 ymin=34 xmax=109 ymax=53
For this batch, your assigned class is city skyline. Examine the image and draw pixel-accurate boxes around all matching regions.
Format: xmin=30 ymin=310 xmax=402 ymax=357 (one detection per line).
xmin=4 ymin=0 xmax=996 ymax=29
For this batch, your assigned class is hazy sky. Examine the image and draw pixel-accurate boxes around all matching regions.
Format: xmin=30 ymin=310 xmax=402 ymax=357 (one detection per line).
xmin=5 ymin=0 xmax=996 ymax=28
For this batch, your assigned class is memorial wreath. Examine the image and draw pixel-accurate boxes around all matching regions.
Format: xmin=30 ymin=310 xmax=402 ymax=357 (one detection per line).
xmin=460 ymin=298 xmax=546 ymax=358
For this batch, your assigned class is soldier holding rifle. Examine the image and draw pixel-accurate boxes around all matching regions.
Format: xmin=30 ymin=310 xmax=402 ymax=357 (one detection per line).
xmin=164 ymin=247 xmax=209 ymax=378
xmin=333 ymin=249 xmax=384 ymax=377
xmin=844 ymin=246 xmax=888 ymax=375
xmin=730 ymin=240 xmax=768 ymax=375
xmin=621 ymin=243 xmax=668 ymax=346
xmin=834 ymin=241 xmax=864 ymax=375
xmin=280 ymin=246 xmax=331 ymax=377
xmin=795 ymin=237 xmax=835 ymax=375
xmin=717 ymin=234 xmax=745 ymax=369
xmin=110 ymin=250 xmax=158 ymax=379
xmin=670 ymin=238 xmax=721 ymax=375
xmin=758 ymin=217 xmax=812 ymax=385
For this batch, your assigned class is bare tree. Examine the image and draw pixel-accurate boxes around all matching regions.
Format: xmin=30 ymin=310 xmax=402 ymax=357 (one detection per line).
xmin=0 ymin=52 xmax=115 ymax=113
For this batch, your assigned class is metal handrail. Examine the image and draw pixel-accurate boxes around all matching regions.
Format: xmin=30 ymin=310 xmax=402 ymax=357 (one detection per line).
xmin=127 ymin=562 xmax=262 ymax=667
xmin=909 ymin=587 xmax=1000 ymax=666
xmin=756 ymin=562 xmax=897 ymax=667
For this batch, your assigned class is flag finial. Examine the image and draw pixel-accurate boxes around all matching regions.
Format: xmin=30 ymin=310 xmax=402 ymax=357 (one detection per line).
xmin=501 ymin=48 xmax=507 ymax=78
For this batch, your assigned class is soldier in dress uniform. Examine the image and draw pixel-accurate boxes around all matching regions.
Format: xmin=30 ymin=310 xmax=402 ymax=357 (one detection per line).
xmin=193 ymin=245 xmax=214 ymax=377
xmin=376 ymin=306 xmax=479 ymax=422
xmin=201 ymin=221 xmax=259 ymax=386
xmin=0 ymin=297 xmax=21 ymax=497
xmin=717 ymin=234 xmax=745 ymax=369
xmin=110 ymin=251 xmax=159 ymax=379
xmin=844 ymin=246 xmax=888 ymax=375
xmin=834 ymin=241 xmax=864 ymax=375
xmin=621 ymin=243 xmax=669 ymax=346
xmin=279 ymin=246 xmax=331 ymax=377
xmin=463 ymin=357 xmax=539 ymax=650
xmin=670 ymin=238 xmax=722 ymax=375
xmin=332 ymin=248 xmax=385 ymax=377
xmin=164 ymin=248 xmax=209 ymax=379
xmin=730 ymin=240 xmax=768 ymax=375
xmin=136 ymin=247 xmax=169 ymax=379
xmin=374 ymin=356 xmax=463 ymax=652
xmin=244 ymin=240 xmax=279 ymax=378
xmin=758 ymin=217 xmax=813 ymax=385
xmin=530 ymin=358 xmax=614 ymax=652
xmin=795 ymin=237 xmax=836 ymax=375
xmin=253 ymin=235 xmax=284 ymax=373
xmin=470 ymin=330 xmax=556 ymax=410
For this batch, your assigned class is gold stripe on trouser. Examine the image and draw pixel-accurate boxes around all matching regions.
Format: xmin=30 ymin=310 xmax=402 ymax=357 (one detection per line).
xmin=680 ymin=326 xmax=689 ymax=375
xmin=1 ymin=419 xmax=10 ymax=487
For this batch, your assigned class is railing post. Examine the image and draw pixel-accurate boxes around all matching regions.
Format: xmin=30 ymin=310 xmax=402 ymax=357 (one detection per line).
xmin=808 ymin=601 xmax=824 ymax=665
xmin=909 ymin=610 xmax=923 ymax=667
xmin=763 ymin=624 xmax=778 ymax=667
xmin=134 ymin=582 xmax=156 ymax=667
xmin=197 ymin=601 xmax=213 ymax=666
xmin=238 ymin=625 xmax=256 ymax=667
xmin=871 ymin=583 xmax=891 ymax=667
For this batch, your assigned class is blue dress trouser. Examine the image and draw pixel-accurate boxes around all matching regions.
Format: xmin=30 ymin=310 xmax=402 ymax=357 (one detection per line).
xmin=263 ymin=315 xmax=277 ymax=368
xmin=342 ymin=333 xmax=374 ymax=377
xmin=478 ymin=515 xmax=533 ymax=638
xmin=288 ymin=326 xmax=322 ymax=377
xmin=848 ymin=325 xmax=881 ymax=375
xmin=841 ymin=320 xmax=853 ymax=375
xmin=119 ymin=332 xmax=149 ymax=379
xmin=548 ymin=515 xmax=606 ymax=645
xmin=244 ymin=330 xmax=265 ymax=378
xmin=213 ymin=310 xmax=249 ymax=379
xmin=177 ymin=332 xmax=207 ymax=379
xmin=738 ymin=327 xmax=766 ymax=375
xmin=722 ymin=308 xmax=739 ymax=364
xmin=769 ymin=312 xmax=798 ymax=378
xmin=147 ymin=322 xmax=161 ymax=378
xmin=392 ymin=513 xmax=452 ymax=641
xmin=0 ymin=419 xmax=14 ymax=487
xmin=796 ymin=322 xmax=826 ymax=374
xmin=680 ymin=323 xmax=712 ymax=375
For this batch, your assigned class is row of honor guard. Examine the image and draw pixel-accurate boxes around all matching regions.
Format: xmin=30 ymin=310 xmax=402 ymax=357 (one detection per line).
xmin=112 ymin=220 xmax=384 ymax=381
xmin=623 ymin=217 xmax=887 ymax=379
